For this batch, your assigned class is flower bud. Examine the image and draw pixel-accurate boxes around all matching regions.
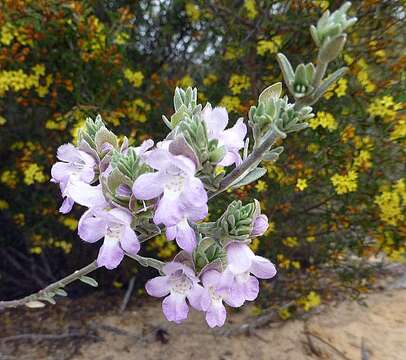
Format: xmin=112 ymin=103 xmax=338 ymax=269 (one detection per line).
xmin=251 ymin=214 xmax=269 ymax=237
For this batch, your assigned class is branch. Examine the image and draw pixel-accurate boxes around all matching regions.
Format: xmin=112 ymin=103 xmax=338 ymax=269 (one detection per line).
xmin=0 ymin=261 xmax=98 ymax=311
xmin=210 ymin=128 xmax=280 ymax=198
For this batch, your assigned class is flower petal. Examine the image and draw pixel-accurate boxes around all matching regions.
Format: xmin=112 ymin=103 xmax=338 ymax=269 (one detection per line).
xmin=174 ymin=220 xmax=196 ymax=253
xmin=187 ymin=284 xmax=205 ymax=311
xmin=241 ymin=275 xmax=259 ymax=301
xmin=166 ymin=225 xmax=176 ymax=241
xmin=78 ymin=209 xmax=106 ymax=243
xmin=56 ymin=143 xmax=81 ymax=163
xmin=203 ymin=104 xmax=228 ymax=136
xmin=154 ymin=192 xmax=183 ymax=226
xmin=51 ymin=162 xmax=73 ymax=183
xmin=180 ymin=176 xmax=208 ymax=207
xmin=220 ymin=118 xmax=247 ymax=150
xmin=120 ymin=226 xmax=140 ymax=255
xmin=97 ymin=237 xmax=124 ymax=270
xmin=145 ymin=276 xmax=170 ymax=298
xmin=201 ymin=270 xmax=222 ymax=288
xmin=226 ymin=243 xmax=253 ymax=274
xmin=132 ymin=172 xmax=165 ymax=200
xmin=205 ymin=302 xmax=227 ymax=328
xmin=59 ymin=197 xmax=74 ymax=214
xmin=162 ymin=293 xmax=189 ymax=323
xmin=64 ymin=181 xmax=107 ymax=208
xmin=250 ymin=256 xmax=277 ymax=279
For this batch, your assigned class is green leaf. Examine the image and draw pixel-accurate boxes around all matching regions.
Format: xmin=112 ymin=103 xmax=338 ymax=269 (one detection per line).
xmin=79 ymin=275 xmax=98 ymax=287
xmin=25 ymin=300 xmax=46 ymax=308
xmin=258 ymin=82 xmax=282 ymax=104
xmin=55 ymin=288 xmax=68 ymax=297
xmin=231 ymin=167 xmax=267 ymax=188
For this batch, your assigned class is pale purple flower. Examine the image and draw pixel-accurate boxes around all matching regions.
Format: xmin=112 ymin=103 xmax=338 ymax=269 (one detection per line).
xmin=145 ymin=262 xmax=202 ymax=323
xmin=198 ymin=270 xmax=229 ymax=328
xmin=78 ymin=207 xmax=140 ymax=269
xmin=166 ymin=218 xmax=197 ymax=253
xmin=219 ymin=242 xmax=277 ymax=307
xmin=51 ymin=143 xmax=98 ymax=213
xmin=202 ymin=104 xmax=247 ymax=166
xmin=251 ymin=214 xmax=269 ymax=237
xmin=132 ymin=148 xmax=208 ymax=252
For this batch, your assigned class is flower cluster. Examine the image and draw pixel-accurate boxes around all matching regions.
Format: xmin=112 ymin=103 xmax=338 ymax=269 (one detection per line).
xmin=50 ymin=98 xmax=277 ymax=326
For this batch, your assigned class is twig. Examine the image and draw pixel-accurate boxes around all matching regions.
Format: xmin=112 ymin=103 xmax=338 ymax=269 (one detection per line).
xmin=0 ymin=331 xmax=98 ymax=343
xmin=0 ymin=261 xmax=98 ymax=310
xmin=303 ymin=322 xmax=322 ymax=357
xmin=304 ymin=330 xmax=352 ymax=360
xmin=120 ymin=276 xmax=135 ymax=313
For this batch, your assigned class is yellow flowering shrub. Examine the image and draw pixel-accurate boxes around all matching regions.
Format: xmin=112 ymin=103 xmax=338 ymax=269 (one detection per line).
xmin=0 ymin=0 xmax=404 ymax=315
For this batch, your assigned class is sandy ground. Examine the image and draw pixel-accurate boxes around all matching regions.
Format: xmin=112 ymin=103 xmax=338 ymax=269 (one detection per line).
xmin=71 ymin=288 xmax=406 ymax=360
xmin=2 ymin=272 xmax=406 ymax=360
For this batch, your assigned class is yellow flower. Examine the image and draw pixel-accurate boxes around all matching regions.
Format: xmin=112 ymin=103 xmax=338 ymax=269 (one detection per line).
xmin=298 ymin=291 xmax=321 ymax=311
xmin=228 ymin=74 xmax=250 ymax=95
xmin=0 ymin=115 xmax=6 ymax=126
xmin=23 ymin=163 xmax=47 ymax=185
xmin=334 ymin=78 xmax=348 ymax=97
xmin=185 ymin=3 xmax=200 ymax=22
xmin=61 ymin=217 xmax=79 ymax=231
xmin=203 ymin=73 xmax=218 ymax=86
xmin=296 ymin=178 xmax=308 ymax=191
xmin=283 ymin=236 xmax=299 ymax=248
xmin=307 ymin=143 xmax=320 ymax=154
xmin=255 ymin=180 xmax=268 ymax=192
xmin=0 ymin=199 xmax=9 ymax=210
xmin=124 ymin=69 xmax=144 ymax=88
xmin=374 ymin=179 xmax=405 ymax=226
xmin=354 ymin=150 xmax=372 ymax=170
xmin=309 ymin=111 xmax=338 ymax=132
xmin=257 ymin=35 xmax=283 ymax=56
xmin=177 ymin=75 xmax=194 ymax=88
xmin=219 ymin=96 xmax=241 ymax=113
xmin=1 ymin=170 xmax=18 ymax=188
xmin=278 ymin=307 xmax=291 ymax=320
xmin=331 ymin=170 xmax=358 ymax=195
xmin=223 ymin=47 xmax=243 ymax=61
xmin=390 ymin=117 xmax=406 ymax=142
xmin=367 ymin=96 xmax=401 ymax=122
xmin=244 ymin=0 xmax=258 ymax=19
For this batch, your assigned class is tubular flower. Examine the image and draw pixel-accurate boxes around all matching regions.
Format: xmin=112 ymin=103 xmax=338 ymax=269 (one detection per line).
xmin=78 ymin=207 xmax=140 ymax=269
xmin=145 ymin=262 xmax=202 ymax=323
xmin=202 ymin=104 xmax=247 ymax=166
xmin=51 ymin=143 xmax=103 ymax=213
xmin=132 ymin=148 xmax=208 ymax=252
xmin=218 ymin=242 xmax=277 ymax=307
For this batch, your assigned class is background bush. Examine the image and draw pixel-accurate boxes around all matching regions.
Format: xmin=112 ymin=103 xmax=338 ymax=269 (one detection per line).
xmin=0 ymin=0 xmax=405 ymax=315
